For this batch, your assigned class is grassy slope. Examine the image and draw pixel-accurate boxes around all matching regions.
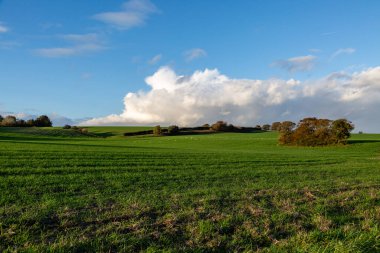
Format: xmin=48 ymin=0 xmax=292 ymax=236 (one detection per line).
xmin=0 ymin=127 xmax=379 ymax=252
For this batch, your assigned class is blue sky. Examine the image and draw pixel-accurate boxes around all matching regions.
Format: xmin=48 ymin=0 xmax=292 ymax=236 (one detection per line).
xmin=1 ymin=0 xmax=380 ymax=131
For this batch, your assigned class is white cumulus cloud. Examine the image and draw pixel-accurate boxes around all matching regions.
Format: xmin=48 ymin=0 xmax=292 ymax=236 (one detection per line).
xmin=93 ymin=0 xmax=158 ymax=30
xmin=81 ymin=66 xmax=380 ymax=132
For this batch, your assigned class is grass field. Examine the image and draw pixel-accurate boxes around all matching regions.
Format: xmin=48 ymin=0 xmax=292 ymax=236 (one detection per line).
xmin=0 ymin=127 xmax=379 ymax=252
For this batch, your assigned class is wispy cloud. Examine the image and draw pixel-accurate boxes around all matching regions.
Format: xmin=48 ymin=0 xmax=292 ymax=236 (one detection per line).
xmin=81 ymin=72 xmax=92 ymax=80
xmin=34 ymin=33 xmax=105 ymax=58
xmin=40 ymin=22 xmax=63 ymax=30
xmin=35 ymin=44 xmax=104 ymax=58
xmin=184 ymin=48 xmax=207 ymax=62
xmin=0 ymin=23 xmax=9 ymax=33
xmin=93 ymin=0 xmax=159 ymax=30
xmin=148 ymin=54 xmax=162 ymax=65
xmin=0 ymin=41 xmax=21 ymax=49
xmin=60 ymin=33 xmax=100 ymax=43
xmin=272 ymin=55 xmax=316 ymax=73
xmin=309 ymin=48 xmax=322 ymax=53
xmin=330 ymin=48 xmax=356 ymax=60
xmin=321 ymin=31 xmax=337 ymax=36
xmin=0 ymin=23 xmax=18 ymax=50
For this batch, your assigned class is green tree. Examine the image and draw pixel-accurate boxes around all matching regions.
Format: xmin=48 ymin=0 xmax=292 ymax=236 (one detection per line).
xmin=331 ymin=119 xmax=354 ymax=144
xmin=16 ymin=119 xmax=26 ymax=127
xmin=262 ymin=124 xmax=271 ymax=131
xmin=167 ymin=125 xmax=179 ymax=135
xmin=34 ymin=115 xmax=52 ymax=127
xmin=153 ymin=125 xmax=162 ymax=136
xmin=26 ymin=119 xmax=35 ymax=127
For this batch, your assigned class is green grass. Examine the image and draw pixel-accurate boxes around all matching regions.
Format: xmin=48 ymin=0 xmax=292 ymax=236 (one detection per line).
xmin=0 ymin=127 xmax=379 ymax=252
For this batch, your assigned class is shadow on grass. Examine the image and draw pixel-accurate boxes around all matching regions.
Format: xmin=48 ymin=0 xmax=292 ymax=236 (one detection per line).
xmin=125 ymin=130 xmax=268 ymax=138
xmin=92 ymin=132 xmax=115 ymax=138
xmin=348 ymin=139 xmax=380 ymax=144
xmin=179 ymin=130 xmax=266 ymax=135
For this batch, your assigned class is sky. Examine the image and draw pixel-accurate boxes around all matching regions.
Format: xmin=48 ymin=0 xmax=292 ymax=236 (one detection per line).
xmin=1 ymin=0 xmax=380 ymax=132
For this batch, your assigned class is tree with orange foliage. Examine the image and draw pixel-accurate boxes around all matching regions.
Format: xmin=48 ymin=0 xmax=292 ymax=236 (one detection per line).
xmin=278 ymin=118 xmax=354 ymax=146
xmin=278 ymin=121 xmax=296 ymax=145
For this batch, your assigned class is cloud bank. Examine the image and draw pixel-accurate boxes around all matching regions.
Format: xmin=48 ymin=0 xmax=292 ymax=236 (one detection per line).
xmin=81 ymin=66 xmax=380 ymax=132
xmin=0 ymin=112 xmax=82 ymax=127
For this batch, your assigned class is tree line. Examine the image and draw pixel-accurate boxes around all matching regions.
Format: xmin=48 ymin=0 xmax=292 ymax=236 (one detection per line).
xmin=150 ymin=118 xmax=354 ymax=146
xmin=149 ymin=121 xmax=264 ymax=137
xmin=0 ymin=115 xmax=52 ymax=127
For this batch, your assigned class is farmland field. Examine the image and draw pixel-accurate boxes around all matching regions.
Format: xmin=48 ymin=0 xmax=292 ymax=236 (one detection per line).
xmin=0 ymin=127 xmax=379 ymax=252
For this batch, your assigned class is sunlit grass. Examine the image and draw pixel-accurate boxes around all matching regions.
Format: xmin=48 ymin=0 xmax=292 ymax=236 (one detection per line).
xmin=0 ymin=128 xmax=379 ymax=252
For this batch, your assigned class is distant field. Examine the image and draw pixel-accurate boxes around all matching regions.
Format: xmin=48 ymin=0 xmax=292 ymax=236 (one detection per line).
xmin=0 ymin=126 xmax=154 ymax=138
xmin=0 ymin=127 xmax=379 ymax=252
